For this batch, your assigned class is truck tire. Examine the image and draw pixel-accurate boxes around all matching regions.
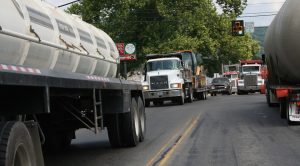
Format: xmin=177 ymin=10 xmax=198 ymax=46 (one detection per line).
xmin=0 ymin=121 xmax=36 ymax=166
xmin=178 ymin=91 xmax=185 ymax=105
xmin=145 ymin=100 xmax=150 ymax=107
xmin=121 ymin=98 xmax=140 ymax=146
xmin=237 ymin=90 xmax=243 ymax=95
xmin=227 ymin=90 xmax=232 ymax=95
xmin=106 ymin=114 xmax=123 ymax=148
xmin=187 ymin=87 xmax=193 ymax=103
xmin=137 ymin=97 xmax=146 ymax=142
xmin=280 ymin=99 xmax=287 ymax=119
xmin=199 ymin=92 xmax=206 ymax=100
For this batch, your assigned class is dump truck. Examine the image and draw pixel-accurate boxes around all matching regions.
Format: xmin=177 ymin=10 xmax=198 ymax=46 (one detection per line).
xmin=142 ymin=50 xmax=207 ymax=106
xmin=264 ymin=0 xmax=300 ymax=124
xmin=0 ymin=0 xmax=145 ymax=165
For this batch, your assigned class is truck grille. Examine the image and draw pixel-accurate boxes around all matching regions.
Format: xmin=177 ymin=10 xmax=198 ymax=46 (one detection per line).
xmin=231 ymin=80 xmax=236 ymax=87
xmin=150 ymin=76 xmax=168 ymax=90
xmin=244 ymin=75 xmax=257 ymax=86
xmin=214 ymin=85 xmax=225 ymax=89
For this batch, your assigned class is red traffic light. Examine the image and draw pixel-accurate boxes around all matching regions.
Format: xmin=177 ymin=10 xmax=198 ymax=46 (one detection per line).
xmin=232 ymin=20 xmax=244 ymax=36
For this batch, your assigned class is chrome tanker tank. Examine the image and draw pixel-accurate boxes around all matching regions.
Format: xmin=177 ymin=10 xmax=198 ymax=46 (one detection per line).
xmin=264 ymin=0 xmax=300 ymax=84
xmin=0 ymin=0 xmax=119 ymax=77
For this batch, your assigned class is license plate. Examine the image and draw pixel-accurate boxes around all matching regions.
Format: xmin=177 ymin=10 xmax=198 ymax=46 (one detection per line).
xmin=157 ymin=92 xmax=163 ymax=96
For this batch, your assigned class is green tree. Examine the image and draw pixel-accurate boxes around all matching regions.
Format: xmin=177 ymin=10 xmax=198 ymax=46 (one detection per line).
xmin=67 ymin=0 xmax=259 ymax=76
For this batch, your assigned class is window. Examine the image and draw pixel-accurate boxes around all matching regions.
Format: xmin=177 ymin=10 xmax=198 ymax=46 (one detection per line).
xmin=212 ymin=78 xmax=229 ymax=83
xmin=147 ymin=60 xmax=181 ymax=71
xmin=242 ymin=66 xmax=260 ymax=72
xmin=56 ymin=19 xmax=75 ymax=37
xmin=27 ymin=7 xmax=53 ymax=29
xmin=95 ymin=37 xmax=107 ymax=49
xmin=78 ymin=29 xmax=93 ymax=44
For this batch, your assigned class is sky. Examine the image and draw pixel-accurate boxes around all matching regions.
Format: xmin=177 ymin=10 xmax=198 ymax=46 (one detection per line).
xmin=45 ymin=0 xmax=286 ymax=27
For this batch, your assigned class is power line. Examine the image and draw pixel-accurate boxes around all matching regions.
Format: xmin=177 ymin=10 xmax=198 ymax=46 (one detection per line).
xmin=239 ymin=14 xmax=277 ymax=18
xmin=246 ymin=1 xmax=285 ymax=5
xmin=58 ymin=0 xmax=80 ymax=8
xmin=243 ymin=11 xmax=278 ymax=15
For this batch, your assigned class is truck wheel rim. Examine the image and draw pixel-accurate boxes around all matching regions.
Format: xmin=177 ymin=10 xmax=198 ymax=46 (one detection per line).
xmin=140 ymin=110 xmax=145 ymax=133
xmin=133 ymin=107 xmax=140 ymax=137
xmin=13 ymin=144 xmax=31 ymax=166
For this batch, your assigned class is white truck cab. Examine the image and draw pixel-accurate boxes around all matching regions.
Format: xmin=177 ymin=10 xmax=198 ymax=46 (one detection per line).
xmin=237 ymin=60 xmax=264 ymax=94
xmin=142 ymin=57 xmax=185 ymax=106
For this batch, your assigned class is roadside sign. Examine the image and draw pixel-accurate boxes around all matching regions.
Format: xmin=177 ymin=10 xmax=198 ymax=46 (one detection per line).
xmin=117 ymin=42 xmax=137 ymax=61
xmin=116 ymin=43 xmax=125 ymax=56
xmin=245 ymin=22 xmax=255 ymax=33
xmin=125 ymin=43 xmax=136 ymax=55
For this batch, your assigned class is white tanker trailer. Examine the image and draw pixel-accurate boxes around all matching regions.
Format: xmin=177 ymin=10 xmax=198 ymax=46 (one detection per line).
xmin=0 ymin=0 xmax=118 ymax=77
xmin=0 ymin=0 xmax=145 ymax=165
xmin=264 ymin=0 xmax=300 ymax=124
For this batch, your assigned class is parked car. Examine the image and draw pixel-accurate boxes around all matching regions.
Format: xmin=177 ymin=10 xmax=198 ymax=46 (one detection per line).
xmin=210 ymin=77 xmax=232 ymax=96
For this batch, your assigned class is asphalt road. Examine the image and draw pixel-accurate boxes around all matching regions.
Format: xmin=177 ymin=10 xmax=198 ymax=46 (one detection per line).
xmin=45 ymin=94 xmax=300 ymax=166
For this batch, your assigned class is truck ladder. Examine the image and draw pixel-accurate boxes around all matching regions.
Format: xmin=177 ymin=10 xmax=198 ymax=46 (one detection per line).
xmin=93 ymin=89 xmax=104 ymax=134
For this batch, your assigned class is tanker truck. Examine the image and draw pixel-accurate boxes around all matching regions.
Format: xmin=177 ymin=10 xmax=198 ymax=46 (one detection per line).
xmin=0 ymin=0 xmax=146 ymax=165
xmin=264 ymin=0 xmax=300 ymax=124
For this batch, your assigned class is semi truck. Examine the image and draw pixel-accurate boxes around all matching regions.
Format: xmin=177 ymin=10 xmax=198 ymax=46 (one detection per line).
xmin=142 ymin=50 xmax=207 ymax=106
xmin=264 ymin=0 xmax=300 ymax=124
xmin=237 ymin=60 xmax=265 ymax=95
xmin=0 ymin=0 xmax=146 ymax=165
xmin=222 ymin=64 xmax=239 ymax=94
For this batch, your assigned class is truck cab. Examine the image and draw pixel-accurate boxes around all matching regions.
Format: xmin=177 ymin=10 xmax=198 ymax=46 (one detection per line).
xmin=222 ymin=64 xmax=240 ymax=94
xmin=237 ymin=60 xmax=264 ymax=94
xmin=142 ymin=57 xmax=185 ymax=106
xmin=223 ymin=72 xmax=239 ymax=93
xmin=142 ymin=51 xmax=205 ymax=107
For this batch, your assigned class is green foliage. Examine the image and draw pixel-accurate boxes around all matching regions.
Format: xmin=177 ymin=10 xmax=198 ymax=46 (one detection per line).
xmin=216 ymin=0 xmax=247 ymax=16
xmin=67 ymin=0 xmax=259 ymax=76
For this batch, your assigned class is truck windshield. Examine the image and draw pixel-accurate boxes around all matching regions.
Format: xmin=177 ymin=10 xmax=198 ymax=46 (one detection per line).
xmin=242 ymin=66 xmax=260 ymax=72
xmin=212 ymin=78 xmax=229 ymax=83
xmin=147 ymin=60 xmax=181 ymax=71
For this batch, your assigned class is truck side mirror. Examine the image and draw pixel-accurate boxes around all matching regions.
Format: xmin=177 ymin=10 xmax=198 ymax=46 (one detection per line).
xmin=261 ymin=54 xmax=266 ymax=64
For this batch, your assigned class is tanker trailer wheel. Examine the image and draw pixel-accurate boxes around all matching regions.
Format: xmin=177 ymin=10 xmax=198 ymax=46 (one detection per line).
xmin=106 ymin=114 xmax=123 ymax=148
xmin=137 ymin=97 xmax=146 ymax=142
xmin=0 ymin=121 xmax=36 ymax=166
xmin=120 ymin=98 xmax=140 ymax=146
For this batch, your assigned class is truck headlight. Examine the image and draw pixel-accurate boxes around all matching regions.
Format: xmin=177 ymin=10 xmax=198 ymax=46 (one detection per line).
xmin=170 ymin=83 xmax=182 ymax=88
xmin=143 ymin=85 xmax=149 ymax=90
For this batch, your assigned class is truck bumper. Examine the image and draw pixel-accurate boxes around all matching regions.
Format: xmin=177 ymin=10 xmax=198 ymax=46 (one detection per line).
xmin=237 ymin=86 xmax=260 ymax=92
xmin=210 ymin=89 xmax=228 ymax=93
xmin=144 ymin=89 xmax=182 ymax=101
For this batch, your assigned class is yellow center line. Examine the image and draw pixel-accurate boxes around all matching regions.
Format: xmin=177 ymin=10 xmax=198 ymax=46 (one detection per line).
xmin=158 ymin=115 xmax=200 ymax=166
xmin=145 ymin=114 xmax=201 ymax=166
